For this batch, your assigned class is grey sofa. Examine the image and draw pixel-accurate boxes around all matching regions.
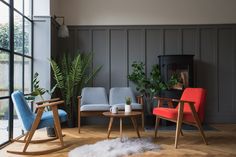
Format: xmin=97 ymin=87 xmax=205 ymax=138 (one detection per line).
xmin=77 ymin=87 xmax=144 ymax=133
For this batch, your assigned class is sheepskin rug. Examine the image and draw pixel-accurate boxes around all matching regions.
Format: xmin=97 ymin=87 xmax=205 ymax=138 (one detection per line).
xmin=68 ymin=137 xmax=159 ymax=157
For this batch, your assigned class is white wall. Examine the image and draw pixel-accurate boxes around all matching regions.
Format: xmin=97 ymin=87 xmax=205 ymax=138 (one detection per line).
xmin=33 ymin=17 xmax=51 ymax=99
xmin=33 ymin=0 xmax=50 ymax=16
xmin=57 ymin=0 xmax=236 ymax=25
xmin=33 ymin=0 xmax=52 ymax=98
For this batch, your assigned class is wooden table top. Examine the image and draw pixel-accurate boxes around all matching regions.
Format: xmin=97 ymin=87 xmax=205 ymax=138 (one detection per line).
xmin=103 ymin=111 xmax=142 ymax=117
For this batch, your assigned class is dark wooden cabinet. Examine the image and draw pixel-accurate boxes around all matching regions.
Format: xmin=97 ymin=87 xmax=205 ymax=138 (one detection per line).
xmin=158 ymin=55 xmax=194 ymax=126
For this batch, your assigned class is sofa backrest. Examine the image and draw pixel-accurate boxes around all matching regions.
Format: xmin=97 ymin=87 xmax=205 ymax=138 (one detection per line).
xmin=109 ymin=87 xmax=136 ymax=105
xmin=81 ymin=87 xmax=109 ymax=105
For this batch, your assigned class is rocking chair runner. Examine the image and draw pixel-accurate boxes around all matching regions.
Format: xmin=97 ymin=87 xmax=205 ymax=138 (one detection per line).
xmin=153 ymin=88 xmax=208 ymax=148
xmin=8 ymin=91 xmax=69 ymax=155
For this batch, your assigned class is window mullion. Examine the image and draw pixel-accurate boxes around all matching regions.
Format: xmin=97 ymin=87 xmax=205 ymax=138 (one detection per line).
xmin=22 ymin=13 xmax=25 ymax=93
xmin=9 ymin=0 xmax=14 ymax=141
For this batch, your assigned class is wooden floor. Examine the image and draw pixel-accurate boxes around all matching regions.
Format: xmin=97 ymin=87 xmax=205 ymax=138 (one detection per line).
xmin=1 ymin=124 xmax=236 ymax=157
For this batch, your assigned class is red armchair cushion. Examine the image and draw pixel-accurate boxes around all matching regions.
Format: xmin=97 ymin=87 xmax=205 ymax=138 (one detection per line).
xmin=153 ymin=107 xmax=195 ymax=123
xmin=153 ymin=88 xmax=206 ymax=123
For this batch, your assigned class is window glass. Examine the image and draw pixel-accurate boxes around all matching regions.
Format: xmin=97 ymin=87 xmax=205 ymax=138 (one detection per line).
xmin=13 ymin=108 xmax=23 ymax=138
xmin=0 ymin=99 xmax=9 ymax=144
xmin=0 ymin=51 xmax=9 ymax=97
xmin=14 ymin=0 xmax=23 ymax=13
xmin=24 ymin=18 xmax=32 ymax=56
xmin=14 ymin=55 xmax=23 ymax=91
xmin=14 ymin=11 xmax=23 ymax=54
xmin=0 ymin=2 xmax=10 ymax=50
xmin=24 ymin=58 xmax=32 ymax=94
xmin=24 ymin=0 xmax=32 ymax=18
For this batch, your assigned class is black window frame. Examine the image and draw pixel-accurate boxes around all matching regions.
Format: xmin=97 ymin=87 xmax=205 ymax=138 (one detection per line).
xmin=0 ymin=0 xmax=33 ymax=148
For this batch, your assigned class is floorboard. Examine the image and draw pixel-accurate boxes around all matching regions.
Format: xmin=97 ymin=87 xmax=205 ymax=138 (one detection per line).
xmin=0 ymin=124 xmax=236 ymax=157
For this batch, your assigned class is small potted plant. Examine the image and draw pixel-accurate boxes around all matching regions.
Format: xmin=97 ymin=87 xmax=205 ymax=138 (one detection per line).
xmin=125 ymin=97 xmax=132 ymax=113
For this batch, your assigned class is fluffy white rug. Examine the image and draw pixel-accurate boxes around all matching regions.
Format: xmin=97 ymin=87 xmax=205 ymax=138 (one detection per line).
xmin=68 ymin=137 xmax=159 ymax=157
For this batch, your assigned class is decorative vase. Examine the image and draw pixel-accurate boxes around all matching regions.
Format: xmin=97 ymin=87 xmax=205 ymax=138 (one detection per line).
xmin=125 ymin=104 xmax=132 ymax=113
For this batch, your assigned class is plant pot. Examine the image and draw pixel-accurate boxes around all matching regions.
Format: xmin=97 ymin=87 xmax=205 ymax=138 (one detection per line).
xmin=144 ymin=96 xmax=153 ymax=115
xmin=67 ymin=118 xmax=75 ymax=128
xmin=125 ymin=104 xmax=132 ymax=113
xmin=46 ymin=127 xmax=56 ymax=137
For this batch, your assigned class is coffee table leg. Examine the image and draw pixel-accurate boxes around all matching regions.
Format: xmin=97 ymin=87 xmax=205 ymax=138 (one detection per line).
xmin=131 ymin=117 xmax=140 ymax=138
xmin=107 ymin=117 xmax=114 ymax=139
xmin=120 ymin=118 xmax=123 ymax=142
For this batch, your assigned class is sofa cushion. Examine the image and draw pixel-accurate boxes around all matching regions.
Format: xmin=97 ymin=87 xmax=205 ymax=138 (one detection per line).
xmin=112 ymin=103 xmax=143 ymax=110
xmin=80 ymin=104 xmax=110 ymax=111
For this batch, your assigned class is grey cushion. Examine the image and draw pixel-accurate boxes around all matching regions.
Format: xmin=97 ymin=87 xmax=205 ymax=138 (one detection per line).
xmin=109 ymin=87 xmax=137 ymax=105
xmin=81 ymin=87 xmax=109 ymax=106
xmin=112 ymin=103 xmax=143 ymax=110
xmin=80 ymin=104 xmax=110 ymax=111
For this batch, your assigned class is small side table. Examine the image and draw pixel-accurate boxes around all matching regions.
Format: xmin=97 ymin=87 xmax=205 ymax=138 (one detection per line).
xmin=103 ymin=111 xmax=141 ymax=141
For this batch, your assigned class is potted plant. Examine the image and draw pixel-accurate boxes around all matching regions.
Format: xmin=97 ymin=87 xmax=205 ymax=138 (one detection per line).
xmin=125 ymin=97 xmax=132 ymax=113
xmin=50 ymin=52 xmax=101 ymax=127
xmin=128 ymin=61 xmax=179 ymax=114
xmin=25 ymin=72 xmax=57 ymax=137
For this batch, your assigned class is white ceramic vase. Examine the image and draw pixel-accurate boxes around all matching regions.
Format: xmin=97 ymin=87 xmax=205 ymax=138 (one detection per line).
xmin=125 ymin=104 xmax=132 ymax=113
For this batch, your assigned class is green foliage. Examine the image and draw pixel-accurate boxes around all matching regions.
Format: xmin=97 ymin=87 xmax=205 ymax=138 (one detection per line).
xmin=50 ymin=52 xmax=102 ymax=108
xmin=125 ymin=97 xmax=132 ymax=105
xmin=25 ymin=72 xmax=46 ymax=101
xmin=31 ymin=73 xmax=46 ymax=98
xmin=128 ymin=61 xmax=178 ymax=98
xmin=0 ymin=24 xmax=10 ymax=50
xmin=25 ymin=73 xmax=56 ymax=112
xmin=0 ymin=23 xmax=29 ymax=53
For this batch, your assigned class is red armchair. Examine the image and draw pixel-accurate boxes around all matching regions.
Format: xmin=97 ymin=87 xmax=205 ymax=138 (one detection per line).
xmin=153 ymin=88 xmax=208 ymax=148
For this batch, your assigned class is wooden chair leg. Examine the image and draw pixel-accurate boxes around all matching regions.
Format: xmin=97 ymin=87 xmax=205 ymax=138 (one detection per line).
xmin=52 ymin=106 xmax=64 ymax=147
xmin=189 ymin=105 xmax=208 ymax=145
xmin=131 ymin=117 xmax=140 ymax=138
xmin=54 ymin=124 xmax=58 ymax=138
xmin=175 ymin=102 xmax=184 ymax=149
xmin=180 ymin=130 xmax=184 ymax=136
xmin=78 ymin=111 xmax=81 ymax=133
xmin=141 ymin=112 xmax=145 ymax=130
xmin=120 ymin=118 xmax=123 ymax=142
xmin=23 ymin=132 xmax=29 ymax=142
xmin=154 ymin=116 xmax=160 ymax=138
xmin=23 ymin=108 xmax=44 ymax=152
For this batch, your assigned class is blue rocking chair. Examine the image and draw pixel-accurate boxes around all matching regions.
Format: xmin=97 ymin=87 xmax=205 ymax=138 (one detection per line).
xmin=7 ymin=91 xmax=69 ymax=155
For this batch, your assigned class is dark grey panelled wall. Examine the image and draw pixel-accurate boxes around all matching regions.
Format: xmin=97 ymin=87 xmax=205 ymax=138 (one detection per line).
xmin=57 ymin=25 xmax=236 ymax=123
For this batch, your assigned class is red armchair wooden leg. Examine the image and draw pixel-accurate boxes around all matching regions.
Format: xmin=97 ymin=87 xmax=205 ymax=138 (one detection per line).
xmin=175 ymin=102 xmax=184 ymax=148
xmin=189 ymin=104 xmax=208 ymax=145
xmin=154 ymin=116 xmax=160 ymax=138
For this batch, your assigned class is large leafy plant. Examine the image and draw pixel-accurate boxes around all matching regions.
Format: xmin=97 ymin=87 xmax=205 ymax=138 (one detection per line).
xmin=128 ymin=61 xmax=178 ymax=99
xmin=50 ymin=52 xmax=101 ymax=126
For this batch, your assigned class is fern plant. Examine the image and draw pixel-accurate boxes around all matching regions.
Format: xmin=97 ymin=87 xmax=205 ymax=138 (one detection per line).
xmin=50 ymin=52 xmax=101 ymax=126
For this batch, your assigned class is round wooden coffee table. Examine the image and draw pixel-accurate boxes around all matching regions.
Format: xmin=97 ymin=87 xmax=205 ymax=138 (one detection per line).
xmin=103 ymin=111 xmax=141 ymax=141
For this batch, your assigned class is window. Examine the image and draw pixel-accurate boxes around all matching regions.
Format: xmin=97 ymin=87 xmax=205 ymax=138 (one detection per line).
xmin=0 ymin=0 xmax=33 ymax=145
